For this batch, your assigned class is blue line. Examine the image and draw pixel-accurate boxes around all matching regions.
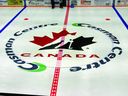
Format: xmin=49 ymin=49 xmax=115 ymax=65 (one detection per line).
xmin=112 ymin=5 xmax=128 ymax=30
xmin=112 ymin=0 xmax=115 ymax=7
xmin=0 ymin=0 xmax=27 ymax=33
xmin=23 ymin=0 xmax=27 ymax=7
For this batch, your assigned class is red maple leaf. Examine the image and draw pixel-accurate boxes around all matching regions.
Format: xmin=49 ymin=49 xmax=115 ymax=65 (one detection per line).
xmin=30 ymin=29 xmax=76 ymax=47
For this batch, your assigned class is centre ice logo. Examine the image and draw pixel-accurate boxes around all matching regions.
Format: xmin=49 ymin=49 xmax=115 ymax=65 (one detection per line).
xmin=30 ymin=29 xmax=95 ymax=51
xmin=5 ymin=23 xmax=122 ymax=72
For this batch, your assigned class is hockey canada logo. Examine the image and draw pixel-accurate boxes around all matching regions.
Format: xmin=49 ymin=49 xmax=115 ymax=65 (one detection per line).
xmin=5 ymin=23 xmax=122 ymax=72
xmin=31 ymin=29 xmax=95 ymax=51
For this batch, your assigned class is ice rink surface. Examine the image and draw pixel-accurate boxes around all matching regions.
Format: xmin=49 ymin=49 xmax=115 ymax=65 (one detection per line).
xmin=0 ymin=5 xmax=128 ymax=96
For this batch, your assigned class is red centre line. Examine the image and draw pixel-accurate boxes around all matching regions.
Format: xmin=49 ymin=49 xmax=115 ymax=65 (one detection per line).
xmin=50 ymin=0 xmax=70 ymax=96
